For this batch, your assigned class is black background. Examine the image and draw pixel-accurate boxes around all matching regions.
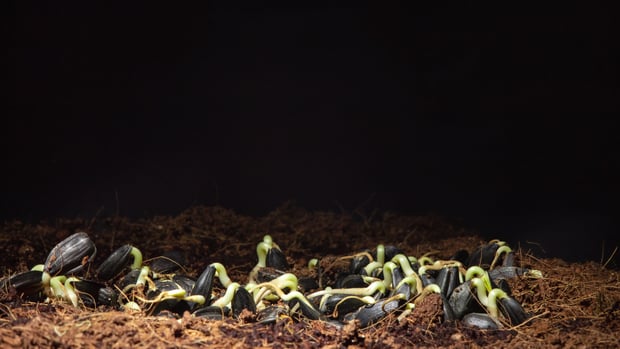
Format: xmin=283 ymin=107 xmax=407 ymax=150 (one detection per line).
xmin=6 ymin=3 xmax=618 ymax=263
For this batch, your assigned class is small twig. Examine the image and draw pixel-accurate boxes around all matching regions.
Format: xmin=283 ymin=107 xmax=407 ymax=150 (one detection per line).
xmin=602 ymin=245 xmax=618 ymax=269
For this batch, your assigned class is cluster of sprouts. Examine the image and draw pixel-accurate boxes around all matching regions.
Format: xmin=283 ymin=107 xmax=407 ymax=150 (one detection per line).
xmin=1 ymin=233 xmax=542 ymax=330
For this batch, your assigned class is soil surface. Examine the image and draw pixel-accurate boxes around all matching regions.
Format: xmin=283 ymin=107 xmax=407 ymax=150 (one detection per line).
xmin=1 ymin=205 xmax=619 ymax=348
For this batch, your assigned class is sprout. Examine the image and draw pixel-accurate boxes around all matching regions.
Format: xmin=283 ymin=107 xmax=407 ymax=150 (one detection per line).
xmin=96 ymin=245 xmax=143 ymax=281
xmin=8 ymin=233 xmax=99 ymax=307
xmin=249 ymin=235 xmax=288 ymax=285
xmin=211 ymin=263 xmax=232 ymax=288
xmin=489 ymin=245 xmax=512 ymax=270
xmin=135 ymin=266 xmax=151 ymax=289
xmin=132 ymin=279 xmax=207 ymax=315
xmin=447 ymin=277 xmax=489 ymax=319
xmin=47 ymin=275 xmax=81 ymax=307
xmin=308 ymin=258 xmax=319 ymax=269
xmin=467 ymin=239 xmax=506 ymax=267
xmin=211 ymin=282 xmax=241 ymax=308
xmin=64 ymin=277 xmax=81 ymax=307
xmin=417 ymin=256 xmax=434 ymax=266
xmin=376 ymin=244 xmax=386 ymax=265
xmin=390 ymin=254 xmax=423 ymax=295
xmin=417 ymin=283 xmax=441 ymax=299
xmin=394 ymin=275 xmax=419 ymax=299
xmin=381 ymin=261 xmax=399 ymax=289
xmin=256 ymin=235 xmax=273 ymax=268
xmin=361 ymin=244 xmax=394 ymax=276
xmin=307 ymin=280 xmax=387 ymax=299
xmin=486 ymin=288 xmax=507 ymax=319
xmin=470 ymin=277 xmax=489 ymax=306
xmin=465 ymin=266 xmax=492 ymax=292
xmin=418 ymin=260 xmax=464 ymax=273
xmin=363 ymin=261 xmax=383 ymax=276
xmin=486 ymin=288 xmax=529 ymax=325
xmin=391 ymin=254 xmax=416 ymax=277
xmin=251 ymin=281 xmax=321 ymax=320
xmin=328 ymin=295 xmax=375 ymax=319
xmin=250 ymin=273 xmax=298 ymax=304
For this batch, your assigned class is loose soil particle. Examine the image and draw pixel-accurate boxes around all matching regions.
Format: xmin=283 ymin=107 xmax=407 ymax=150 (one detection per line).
xmin=1 ymin=204 xmax=618 ymax=348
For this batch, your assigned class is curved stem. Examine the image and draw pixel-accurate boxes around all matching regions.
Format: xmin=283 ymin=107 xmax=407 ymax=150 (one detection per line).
xmin=417 ymin=256 xmax=434 ymax=266
xmin=50 ymin=275 xmax=67 ymax=299
xmin=471 ymin=277 xmax=489 ymax=306
xmin=262 ymin=235 xmax=273 ymax=247
xmin=307 ymin=280 xmax=386 ymax=299
xmin=252 ymin=273 xmax=298 ymax=304
xmin=136 ymin=266 xmax=151 ymax=288
xmin=411 ymin=283 xmax=440 ymax=307
xmin=363 ymin=261 xmax=383 ymax=276
xmin=41 ymin=271 xmax=51 ymax=293
xmin=490 ymin=245 xmax=512 ymax=270
xmin=249 ymin=235 xmax=277 ymax=285
xmin=211 ymin=263 xmax=232 ymax=287
xmin=308 ymin=258 xmax=319 ymax=269
xmin=486 ymin=288 xmax=508 ymax=318
xmin=256 ymin=242 xmax=269 ymax=268
xmin=129 ymin=247 xmax=143 ymax=270
xmin=64 ymin=277 xmax=80 ymax=307
xmin=466 ymin=266 xmax=492 ymax=291
xmin=382 ymin=261 xmax=398 ymax=289
xmin=423 ymin=283 xmax=441 ymax=294
xmin=318 ymin=287 xmax=332 ymax=312
xmin=212 ymin=282 xmax=240 ymax=308
xmin=184 ymin=295 xmax=206 ymax=304
xmin=332 ymin=295 xmax=375 ymax=317
xmin=391 ymin=254 xmax=415 ymax=277
xmin=394 ymin=275 xmax=419 ymax=297
xmin=254 ymin=282 xmax=316 ymax=312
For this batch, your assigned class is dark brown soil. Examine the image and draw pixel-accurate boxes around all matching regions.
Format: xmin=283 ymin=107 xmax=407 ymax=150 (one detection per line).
xmin=1 ymin=204 xmax=618 ymax=348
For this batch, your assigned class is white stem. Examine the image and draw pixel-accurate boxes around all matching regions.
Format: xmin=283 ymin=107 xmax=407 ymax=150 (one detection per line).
xmin=308 ymin=258 xmax=319 ymax=269
xmin=64 ymin=277 xmax=80 ymax=307
xmin=490 ymin=245 xmax=512 ymax=270
xmin=471 ymin=277 xmax=489 ymax=306
xmin=395 ymin=275 xmax=420 ymax=297
xmin=466 ymin=266 xmax=492 ymax=291
xmin=376 ymin=244 xmax=385 ymax=265
xmin=211 ymin=263 xmax=232 ymax=287
xmin=50 ymin=275 xmax=67 ymax=299
xmin=382 ymin=261 xmax=398 ymax=289
xmin=136 ymin=266 xmax=150 ymax=288
xmin=212 ymin=282 xmax=240 ymax=308
xmin=307 ymin=280 xmax=386 ymax=299
xmin=363 ymin=261 xmax=383 ymax=276
xmin=487 ymin=288 xmax=508 ymax=318
xmin=391 ymin=254 xmax=415 ymax=277
xmin=130 ymin=247 xmax=143 ymax=270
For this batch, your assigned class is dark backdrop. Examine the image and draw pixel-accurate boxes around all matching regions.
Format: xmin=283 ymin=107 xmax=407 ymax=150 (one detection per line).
xmin=5 ymin=3 xmax=618 ymax=263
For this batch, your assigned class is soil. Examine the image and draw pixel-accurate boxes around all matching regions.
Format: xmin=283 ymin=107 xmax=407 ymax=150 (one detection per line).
xmin=1 ymin=204 xmax=619 ymax=348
